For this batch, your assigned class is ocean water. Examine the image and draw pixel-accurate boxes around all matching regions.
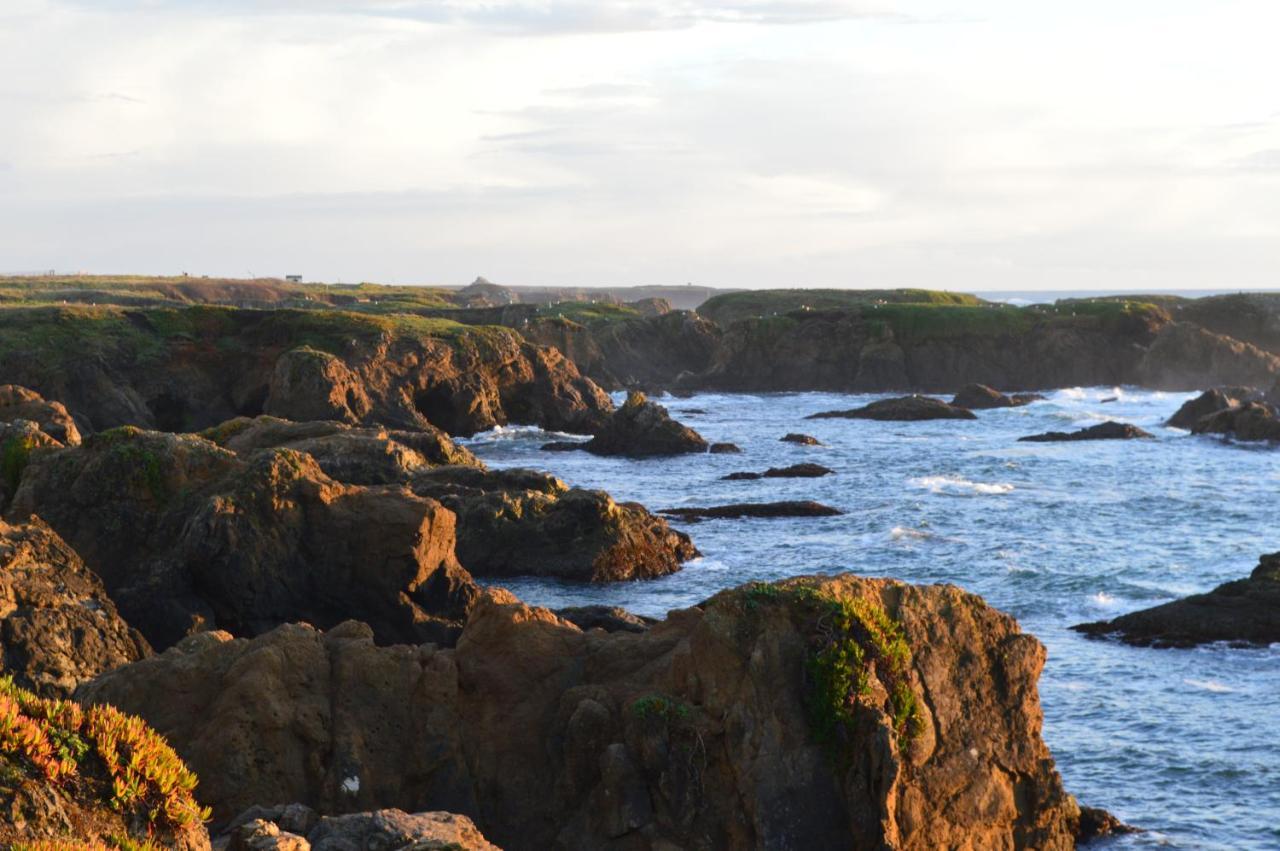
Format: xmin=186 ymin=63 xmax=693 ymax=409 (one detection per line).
xmin=460 ymin=388 xmax=1280 ymax=850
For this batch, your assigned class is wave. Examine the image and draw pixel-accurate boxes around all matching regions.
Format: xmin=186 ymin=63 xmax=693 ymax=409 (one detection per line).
xmin=909 ymin=475 xmax=1014 ymax=495
xmin=1183 ymin=678 xmax=1236 ymax=694
xmin=890 ymin=526 xmax=933 ymax=541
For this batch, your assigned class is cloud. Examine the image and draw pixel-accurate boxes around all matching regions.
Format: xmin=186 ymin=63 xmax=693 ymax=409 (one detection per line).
xmin=1233 ymin=149 xmax=1280 ymax=172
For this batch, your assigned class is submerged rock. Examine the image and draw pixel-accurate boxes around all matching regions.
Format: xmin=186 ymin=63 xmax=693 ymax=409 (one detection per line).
xmin=0 ymin=518 xmax=149 ymax=697
xmin=722 ymin=463 xmax=834 ymax=481
xmin=1191 ymin=401 xmax=1280 ymax=442
xmin=1073 ymin=552 xmax=1280 ymax=647
xmin=950 ymin=383 xmax=1044 ymax=410
xmin=582 ymin=391 xmax=707 ymax=456
xmin=659 ymin=500 xmax=843 ymax=520
xmin=780 ymin=432 xmax=822 ymax=445
xmin=77 ymin=575 xmax=1098 ymax=850
xmin=807 ymin=395 xmax=977 ymax=422
xmin=1018 ymin=421 xmax=1154 ymax=443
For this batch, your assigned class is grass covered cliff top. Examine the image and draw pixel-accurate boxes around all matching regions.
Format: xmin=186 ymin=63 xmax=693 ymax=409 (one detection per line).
xmin=696 ymin=288 xmax=987 ymax=326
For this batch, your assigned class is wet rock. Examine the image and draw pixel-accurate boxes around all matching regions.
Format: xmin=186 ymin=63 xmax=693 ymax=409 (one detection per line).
xmin=1166 ymin=387 xmax=1259 ymax=430
xmin=807 ymin=395 xmax=977 ymax=421
xmin=1018 ymin=421 xmax=1154 ymax=443
xmin=0 ymin=517 xmax=149 ymax=697
xmin=0 ymin=385 xmax=80 ymax=446
xmin=780 ymin=432 xmax=822 ymax=445
xmin=79 ymin=576 xmax=1091 ymax=850
xmin=950 ymin=384 xmax=1044 ymax=410
xmin=1191 ymin=401 xmax=1280 ymax=442
xmin=658 ymin=500 xmax=843 ymax=520
xmin=1073 ymin=552 xmax=1280 ymax=647
xmin=708 ymin=442 xmax=741 ymax=454
xmin=1075 ymin=805 xmax=1140 ymax=844
xmin=722 ymin=463 xmax=834 ymax=481
xmin=579 ymin=391 xmax=707 ymax=457
xmin=540 ymin=440 xmax=585 ymax=452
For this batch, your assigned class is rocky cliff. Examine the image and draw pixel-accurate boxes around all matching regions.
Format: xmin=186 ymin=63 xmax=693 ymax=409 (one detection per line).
xmin=79 ymin=575 xmax=1098 ymax=850
xmin=0 ymin=306 xmax=612 ymax=437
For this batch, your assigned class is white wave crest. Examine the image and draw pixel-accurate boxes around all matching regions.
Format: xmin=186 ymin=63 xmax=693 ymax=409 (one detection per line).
xmin=909 ymin=475 xmax=1014 ymax=495
xmin=1184 ymin=678 xmax=1236 ymax=694
xmin=890 ymin=526 xmax=933 ymax=541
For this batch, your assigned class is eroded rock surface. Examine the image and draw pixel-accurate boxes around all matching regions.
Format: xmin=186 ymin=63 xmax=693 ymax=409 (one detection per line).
xmin=0 ymin=385 xmax=81 ymax=446
xmin=78 ymin=576 xmax=1098 ymax=850
xmin=0 ymin=518 xmax=148 ymax=697
xmin=1165 ymin=387 xmax=1259 ymax=430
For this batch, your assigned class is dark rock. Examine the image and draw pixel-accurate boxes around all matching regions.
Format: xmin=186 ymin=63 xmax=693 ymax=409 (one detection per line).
xmin=950 ymin=384 xmax=1043 ymax=410
xmin=808 ymin=395 xmax=977 ymax=422
xmin=1019 ymin=421 xmax=1154 ymax=443
xmin=708 ymin=442 xmax=741 ymax=453
xmin=1075 ymin=805 xmax=1140 ymax=844
xmin=780 ymin=433 xmax=822 ymax=445
xmin=1166 ymin=387 xmax=1258 ymax=429
xmin=541 ymin=440 xmax=586 ymax=451
xmin=722 ymin=463 xmax=834 ymax=481
xmin=78 ymin=576 xmax=1090 ymax=849
xmin=582 ymin=391 xmax=707 ymax=457
xmin=1191 ymin=401 xmax=1280 ymax=442
xmin=554 ymin=605 xmax=654 ymax=634
xmin=659 ymin=500 xmax=843 ymax=520
xmin=1073 ymin=552 xmax=1280 ymax=647
xmin=1099 ymin=396 xmax=1119 ymax=404
xmin=0 ymin=517 xmax=149 ymax=697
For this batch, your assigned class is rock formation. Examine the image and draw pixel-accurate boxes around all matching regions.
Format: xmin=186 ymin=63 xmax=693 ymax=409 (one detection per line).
xmin=0 ymin=518 xmax=149 ymax=697
xmin=224 ymin=807 xmax=499 ymax=851
xmin=0 ymin=385 xmax=81 ymax=446
xmin=658 ymin=501 xmax=844 ymax=520
xmin=1191 ymin=401 xmax=1280 ymax=442
xmin=1165 ymin=387 xmax=1259 ymax=429
xmin=950 ymin=384 xmax=1044 ymax=410
xmin=1019 ymin=422 xmax=1154 ymax=443
xmin=808 ymin=395 xmax=977 ymax=422
xmin=8 ymin=427 xmax=478 ymax=650
xmin=578 ymin=392 xmax=708 ymax=457
xmin=1073 ymin=553 xmax=1280 ymax=647
xmin=781 ymin=433 xmax=822 ymax=445
xmin=78 ymin=576 xmax=1102 ymax=850
xmin=722 ymin=463 xmax=834 ymax=480
xmin=0 ymin=306 xmax=612 ymax=437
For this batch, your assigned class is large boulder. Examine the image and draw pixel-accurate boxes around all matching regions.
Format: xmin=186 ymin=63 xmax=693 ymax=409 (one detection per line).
xmin=582 ymin=392 xmax=707 ymax=456
xmin=414 ymin=467 xmax=697 ymax=582
xmin=0 ymin=385 xmax=81 ymax=445
xmin=1191 ymin=401 xmax=1280 ymax=442
xmin=1165 ymin=387 xmax=1259 ymax=430
xmin=8 ymin=427 xmax=478 ymax=649
xmin=78 ymin=576 xmax=1104 ymax=850
xmin=1019 ymin=421 xmax=1154 ymax=443
xmin=1073 ymin=552 xmax=1280 ymax=647
xmin=0 ymin=518 xmax=149 ymax=697
xmin=225 ymin=807 xmax=499 ymax=851
xmin=807 ymin=395 xmax=977 ymax=421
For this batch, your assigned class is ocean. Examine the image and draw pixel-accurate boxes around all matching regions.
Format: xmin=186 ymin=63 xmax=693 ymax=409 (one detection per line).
xmin=461 ymin=387 xmax=1280 ymax=850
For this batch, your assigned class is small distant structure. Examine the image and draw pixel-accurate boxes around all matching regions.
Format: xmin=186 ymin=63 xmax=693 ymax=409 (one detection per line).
xmin=285 ymin=274 xmax=303 ymax=283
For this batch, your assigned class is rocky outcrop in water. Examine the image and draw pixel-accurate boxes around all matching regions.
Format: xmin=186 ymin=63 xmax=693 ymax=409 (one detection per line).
xmin=659 ymin=500 xmax=843 ymax=520
xmin=808 ymin=395 xmax=977 ymax=422
xmin=1018 ymin=422 xmax=1154 ymax=443
xmin=0 ymin=306 xmax=612 ymax=437
xmin=1165 ymin=387 xmax=1260 ymax=430
xmin=781 ymin=432 xmax=822 ymax=445
xmin=1073 ymin=552 xmax=1280 ymax=647
xmin=78 ymin=576 xmax=1100 ymax=850
xmin=8 ymin=428 xmax=478 ymax=650
xmin=1191 ymin=401 xmax=1280 ymax=442
xmin=0 ymin=518 xmax=149 ymax=697
xmin=950 ymin=384 xmax=1044 ymax=410
xmin=722 ymin=463 xmax=834 ymax=480
xmin=578 ymin=391 xmax=708 ymax=457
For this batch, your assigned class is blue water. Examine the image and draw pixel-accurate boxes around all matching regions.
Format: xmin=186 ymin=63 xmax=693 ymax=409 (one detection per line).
xmin=460 ymin=388 xmax=1280 ymax=850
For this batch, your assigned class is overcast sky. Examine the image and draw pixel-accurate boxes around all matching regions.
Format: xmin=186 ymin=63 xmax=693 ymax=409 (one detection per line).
xmin=1 ymin=0 xmax=1278 ymax=290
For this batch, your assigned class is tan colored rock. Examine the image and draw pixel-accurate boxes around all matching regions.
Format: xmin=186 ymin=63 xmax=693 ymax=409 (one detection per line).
xmin=81 ymin=576 xmax=1093 ymax=850
xmin=0 ymin=385 xmax=80 ymax=445
xmin=0 ymin=518 xmax=148 ymax=696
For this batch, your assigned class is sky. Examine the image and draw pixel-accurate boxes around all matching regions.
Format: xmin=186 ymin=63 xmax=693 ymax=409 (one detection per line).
xmin=1 ymin=0 xmax=1278 ymax=291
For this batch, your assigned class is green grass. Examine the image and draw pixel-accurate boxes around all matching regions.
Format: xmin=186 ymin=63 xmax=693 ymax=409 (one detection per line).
xmin=532 ymin=301 xmax=642 ymax=326
xmin=698 ymin=288 xmax=985 ymax=325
